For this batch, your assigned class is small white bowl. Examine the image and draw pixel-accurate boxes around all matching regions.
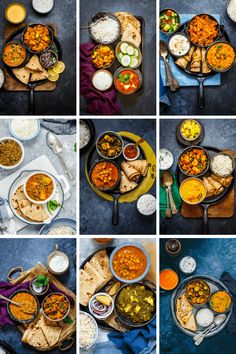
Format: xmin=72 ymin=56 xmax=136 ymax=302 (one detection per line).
xmin=8 ymin=119 xmax=40 ymax=141
xmin=89 ymin=292 xmax=114 ymax=320
xmin=0 ymin=137 xmax=24 ymax=170
xmin=24 ymin=171 xmax=56 ymax=204
xmin=123 ymin=143 xmax=140 ymax=161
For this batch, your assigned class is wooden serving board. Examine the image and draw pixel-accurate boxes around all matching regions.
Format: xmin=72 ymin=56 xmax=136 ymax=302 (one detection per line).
xmin=3 ymin=23 xmax=57 ymax=92
xmin=9 ymin=263 xmax=76 ymax=352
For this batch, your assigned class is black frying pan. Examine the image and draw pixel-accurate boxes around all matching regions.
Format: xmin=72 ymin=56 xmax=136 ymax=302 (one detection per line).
xmin=86 ymin=136 xmax=146 ymax=225
xmin=177 ymin=146 xmax=235 ymax=234
xmin=2 ymin=25 xmax=62 ymax=115
xmin=171 ymin=21 xmax=231 ymax=108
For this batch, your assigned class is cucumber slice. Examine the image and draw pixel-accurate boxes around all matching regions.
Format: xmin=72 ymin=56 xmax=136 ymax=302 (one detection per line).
xmin=118 ymin=52 xmax=123 ymax=62
xmin=134 ymin=48 xmax=139 ymax=58
xmin=126 ymin=45 xmax=135 ymax=56
xmin=121 ymin=55 xmax=131 ymax=67
xmin=130 ymin=57 xmax=139 ymax=68
xmin=120 ymin=42 xmax=129 ymax=54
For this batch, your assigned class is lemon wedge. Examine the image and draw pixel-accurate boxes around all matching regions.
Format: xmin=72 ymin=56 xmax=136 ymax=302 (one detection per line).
xmin=48 ymin=69 xmax=59 ymax=77
xmin=96 ymin=295 xmax=111 ymax=306
xmin=53 ymin=61 xmax=65 ymax=74
xmin=48 ymin=74 xmax=59 ymax=82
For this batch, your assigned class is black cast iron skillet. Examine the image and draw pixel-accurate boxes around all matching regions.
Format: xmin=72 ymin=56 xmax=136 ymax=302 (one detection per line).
xmin=0 ymin=341 xmax=16 ymax=354
xmin=177 ymin=146 xmax=235 ymax=234
xmin=2 ymin=25 xmax=62 ymax=115
xmin=171 ymin=21 xmax=231 ymax=109
xmin=86 ymin=136 xmax=146 ymax=225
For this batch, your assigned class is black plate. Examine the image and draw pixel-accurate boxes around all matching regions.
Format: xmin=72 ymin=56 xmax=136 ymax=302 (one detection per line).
xmin=86 ymin=133 xmax=147 ymax=225
xmin=80 ymin=119 xmax=95 ymax=152
xmin=176 ymin=120 xmax=205 ymax=146
xmin=177 ymin=146 xmax=235 ymax=233
xmin=0 ymin=341 xmax=16 ymax=354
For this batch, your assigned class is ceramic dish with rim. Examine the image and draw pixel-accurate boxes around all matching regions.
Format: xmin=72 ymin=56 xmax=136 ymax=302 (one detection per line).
xmin=96 ymin=131 xmax=124 ymax=160
xmin=160 ymin=8 xmax=180 ymax=35
xmin=24 ymin=171 xmax=56 ymax=205
xmin=0 ymin=136 xmax=24 ymax=170
xmin=92 ymin=69 xmax=113 ymax=91
xmin=206 ymin=41 xmax=236 ymax=73
xmin=159 ymin=148 xmax=174 ymax=170
xmin=39 ymin=217 xmax=76 ymax=235
xmin=168 ymin=33 xmax=191 ymax=57
xmin=123 ymin=143 xmax=140 ymax=161
xmin=109 ymin=242 xmax=150 ymax=284
xmin=88 ymin=12 xmax=121 ymax=44
xmin=42 ymin=292 xmax=70 ymax=322
xmin=8 ymin=119 xmax=40 ymax=141
xmin=178 ymin=146 xmax=210 ymax=177
xmin=89 ymin=292 xmax=114 ymax=320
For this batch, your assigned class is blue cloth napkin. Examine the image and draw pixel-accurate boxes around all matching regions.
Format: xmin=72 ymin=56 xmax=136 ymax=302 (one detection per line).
xmin=108 ymin=318 xmax=156 ymax=354
xmin=160 ymin=14 xmax=221 ymax=87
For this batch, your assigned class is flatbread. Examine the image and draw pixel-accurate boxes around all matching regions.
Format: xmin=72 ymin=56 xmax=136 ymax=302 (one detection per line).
xmin=30 ymin=67 xmax=48 ymax=82
xmin=121 ymin=161 xmax=140 ymax=181
xmin=176 ymin=294 xmax=197 ymax=332
xmin=201 ymin=48 xmax=211 ymax=74
xmin=127 ymin=160 xmax=148 ymax=176
xmin=115 ymin=12 xmax=141 ymax=33
xmin=93 ymin=250 xmax=113 ymax=281
xmin=83 ymin=262 xmax=107 ymax=288
xmin=120 ymin=171 xmax=137 ymax=193
xmin=25 ymin=55 xmax=43 ymax=72
xmin=22 ymin=326 xmax=49 ymax=350
xmin=79 ymin=269 xmax=98 ymax=306
xmin=211 ymin=174 xmax=233 ymax=187
xmin=41 ymin=325 xmax=62 ymax=347
xmin=121 ymin=23 xmax=141 ymax=48
xmin=12 ymin=185 xmax=25 ymax=209
xmin=12 ymin=67 xmax=30 ymax=85
xmin=20 ymin=204 xmax=49 ymax=222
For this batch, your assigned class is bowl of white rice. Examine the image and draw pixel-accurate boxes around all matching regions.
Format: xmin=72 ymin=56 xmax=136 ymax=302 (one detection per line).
xmin=88 ymin=12 xmax=121 ymax=44
xmin=80 ymin=311 xmax=98 ymax=353
xmin=0 ymin=69 xmax=5 ymax=89
xmin=227 ymin=0 xmax=236 ymax=23
xmin=8 ymin=119 xmax=40 ymax=141
xmin=39 ymin=217 xmax=76 ymax=235
xmin=210 ymin=152 xmax=235 ymax=177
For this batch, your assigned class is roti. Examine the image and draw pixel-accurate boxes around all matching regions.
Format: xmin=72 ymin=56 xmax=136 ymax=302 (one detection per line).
xmin=120 ymin=171 xmax=137 ymax=193
xmin=25 ymin=55 xmax=43 ymax=72
xmin=41 ymin=325 xmax=62 ymax=347
xmin=20 ymin=204 xmax=49 ymax=222
xmin=22 ymin=326 xmax=49 ymax=350
xmin=92 ymin=250 xmax=113 ymax=281
xmin=30 ymin=67 xmax=48 ymax=81
xmin=176 ymin=294 xmax=197 ymax=332
xmin=127 ymin=160 xmax=148 ymax=176
xmin=121 ymin=23 xmax=142 ymax=48
xmin=121 ymin=161 xmax=140 ymax=181
xmin=115 ymin=12 xmax=141 ymax=33
xmin=12 ymin=67 xmax=30 ymax=85
xmin=79 ymin=269 xmax=98 ymax=306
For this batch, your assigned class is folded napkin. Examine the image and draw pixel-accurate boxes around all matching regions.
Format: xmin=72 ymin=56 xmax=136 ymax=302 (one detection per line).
xmin=160 ymin=172 xmax=182 ymax=218
xmin=0 ymin=281 xmax=74 ymax=327
xmin=220 ymin=272 xmax=236 ymax=334
xmin=80 ymin=43 xmax=121 ymax=115
xmin=41 ymin=119 xmax=76 ymax=135
xmin=160 ymin=14 xmax=221 ymax=87
xmin=108 ymin=318 xmax=156 ymax=354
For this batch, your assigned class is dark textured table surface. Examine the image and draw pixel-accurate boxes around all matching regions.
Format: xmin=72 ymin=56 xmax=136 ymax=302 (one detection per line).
xmin=0 ymin=238 xmax=76 ymax=354
xmin=80 ymin=119 xmax=156 ymax=235
xmin=80 ymin=0 xmax=156 ymax=116
xmin=0 ymin=0 xmax=76 ymax=115
xmin=160 ymin=0 xmax=236 ymax=116
xmin=160 ymin=238 xmax=236 ymax=354
xmin=160 ymin=119 xmax=236 ymax=235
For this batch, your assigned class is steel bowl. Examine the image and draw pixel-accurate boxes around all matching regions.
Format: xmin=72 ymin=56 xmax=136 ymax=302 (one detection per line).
xmin=91 ymin=44 xmax=115 ymax=69
xmin=42 ymin=292 xmax=70 ymax=322
xmin=96 ymin=131 xmax=124 ymax=160
xmin=210 ymin=152 xmax=235 ymax=177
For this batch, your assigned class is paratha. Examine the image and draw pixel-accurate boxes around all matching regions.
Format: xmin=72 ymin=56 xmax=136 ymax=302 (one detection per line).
xmin=20 ymin=204 xmax=49 ymax=222
xmin=41 ymin=325 xmax=62 ymax=347
xmin=121 ymin=23 xmax=142 ymax=48
xmin=12 ymin=67 xmax=30 ymax=85
xmin=30 ymin=67 xmax=48 ymax=81
xmin=121 ymin=161 xmax=140 ymax=181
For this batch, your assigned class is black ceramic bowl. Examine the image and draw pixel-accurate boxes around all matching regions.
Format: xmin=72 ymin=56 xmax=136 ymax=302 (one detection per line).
xmin=114 ymin=282 xmax=156 ymax=328
xmin=22 ymin=23 xmax=53 ymax=54
xmin=7 ymin=289 xmax=40 ymax=324
xmin=178 ymin=146 xmax=210 ymax=177
xmin=89 ymin=159 xmax=121 ymax=192
xmin=160 ymin=8 xmax=180 ymax=35
xmin=88 ymin=12 xmax=121 ymax=44
xmin=206 ymin=41 xmax=236 ymax=73
xmin=2 ymin=41 xmax=28 ymax=68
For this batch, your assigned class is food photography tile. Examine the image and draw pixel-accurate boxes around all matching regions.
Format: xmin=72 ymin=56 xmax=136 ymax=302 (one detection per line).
xmin=0 ymin=118 xmax=76 ymax=235
xmin=160 ymin=118 xmax=236 ymax=235
xmin=159 ymin=1 xmax=236 ymax=115
xmin=0 ymin=0 xmax=76 ymax=115
xmin=80 ymin=118 xmax=156 ymax=235
xmin=0 ymin=238 xmax=76 ymax=354
xmin=160 ymin=238 xmax=236 ymax=354
xmin=79 ymin=237 xmax=156 ymax=354
xmin=80 ymin=0 xmax=156 ymax=116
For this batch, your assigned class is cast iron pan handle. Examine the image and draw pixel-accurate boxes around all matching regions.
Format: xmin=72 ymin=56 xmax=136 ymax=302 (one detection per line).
xmin=7 ymin=266 xmax=23 ymax=281
xmin=112 ymin=195 xmax=119 ymax=225
xmin=59 ymin=337 xmax=74 ymax=351
xmin=202 ymin=204 xmax=209 ymax=234
xmin=198 ymin=78 xmax=205 ymax=109
xmin=29 ymin=86 xmax=35 ymax=115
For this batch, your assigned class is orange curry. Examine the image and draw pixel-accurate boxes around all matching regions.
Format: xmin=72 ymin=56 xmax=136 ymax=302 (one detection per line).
xmin=207 ymin=43 xmax=235 ymax=71
xmin=115 ymin=70 xmax=139 ymax=94
xmin=26 ymin=173 xmax=54 ymax=201
xmin=160 ymin=269 xmax=179 ymax=290
xmin=2 ymin=43 xmax=26 ymax=67
xmin=24 ymin=25 xmax=51 ymax=52
xmin=91 ymin=161 xmax=119 ymax=189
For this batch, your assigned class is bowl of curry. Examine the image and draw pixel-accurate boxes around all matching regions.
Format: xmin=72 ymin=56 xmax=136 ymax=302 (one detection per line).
xmin=2 ymin=42 xmax=27 ymax=68
xmin=206 ymin=41 xmax=236 ymax=72
xmin=22 ymin=24 xmax=53 ymax=54
xmin=179 ymin=177 xmax=207 ymax=205
xmin=178 ymin=146 xmax=210 ymax=177
xmin=0 ymin=137 xmax=24 ymax=169
xmin=114 ymin=67 xmax=142 ymax=95
xmin=24 ymin=172 xmax=55 ymax=204
xmin=96 ymin=131 xmax=124 ymax=160
xmin=42 ymin=292 xmax=70 ymax=321
xmin=7 ymin=290 xmax=40 ymax=324
xmin=110 ymin=242 xmax=150 ymax=284
xmin=90 ymin=160 xmax=120 ymax=191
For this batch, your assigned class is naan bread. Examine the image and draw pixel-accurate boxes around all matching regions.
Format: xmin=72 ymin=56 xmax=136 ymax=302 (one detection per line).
xmin=121 ymin=23 xmax=141 ymax=48
xmin=121 ymin=161 xmax=140 ymax=181
xmin=12 ymin=67 xmax=30 ymax=85
xmin=41 ymin=325 xmax=62 ymax=347
xmin=120 ymin=171 xmax=137 ymax=193
xmin=25 ymin=55 xmax=43 ymax=72
xmin=127 ymin=160 xmax=148 ymax=176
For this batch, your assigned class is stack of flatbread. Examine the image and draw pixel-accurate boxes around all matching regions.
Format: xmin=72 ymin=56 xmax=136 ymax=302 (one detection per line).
xmin=176 ymin=294 xmax=197 ymax=332
xmin=12 ymin=55 xmax=48 ymax=85
xmin=203 ymin=174 xmax=233 ymax=197
xmin=12 ymin=185 xmax=49 ymax=222
xmin=120 ymin=160 xmax=148 ymax=193
xmin=22 ymin=313 xmax=63 ymax=351
xmin=115 ymin=12 xmax=141 ymax=47
xmin=80 ymin=250 xmax=113 ymax=306
xmin=175 ymin=46 xmax=211 ymax=74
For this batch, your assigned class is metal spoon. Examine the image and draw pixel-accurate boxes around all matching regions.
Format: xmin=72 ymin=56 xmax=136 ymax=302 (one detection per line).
xmin=160 ymin=177 xmax=171 ymax=218
xmin=46 ymin=132 xmax=74 ymax=181
xmin=194 ymin=314 xmax=227 ymax=346
xmin=160 ymin=40 xmax=180 ymax=92
xmin=161 ymin=171 xmax=178 ymax=215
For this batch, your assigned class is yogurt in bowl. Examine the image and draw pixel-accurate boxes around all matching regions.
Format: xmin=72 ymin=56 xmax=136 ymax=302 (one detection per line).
xmin=168 ymin=33 xmax=190 ymax=57
xmin=159 ymin=149 xmax=174 ymax=170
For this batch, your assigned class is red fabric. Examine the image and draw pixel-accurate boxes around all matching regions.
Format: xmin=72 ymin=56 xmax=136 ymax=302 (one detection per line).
xmin=80 ymin=43 xmax=121 ymax=115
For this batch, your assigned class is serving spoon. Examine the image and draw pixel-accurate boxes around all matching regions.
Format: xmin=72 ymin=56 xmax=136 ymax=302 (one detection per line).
xmin=0 ymin=294 xmax=35 ymax=314
xmin=160 ymin=40 xmax=180 ymax=92
xmin=160 ymin=177 xmax=171 ymax=218
xmin=193 ymin=314 xmax=227 ymax=345
xmin=161 ymin=171 xmax=178 ymax=215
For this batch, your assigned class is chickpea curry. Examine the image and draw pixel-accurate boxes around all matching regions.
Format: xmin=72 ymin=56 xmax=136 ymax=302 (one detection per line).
xmin=179 ymin=148 xmax=208 ymax=176
xmin=91 ymin=161 xmax=119 ymax=190
xmin=43 ymin=293 xmax=69 ymax=320
xmin=97 ymin=133 xmax=122 ymax=158
xmin=113 ymin=246 xmax=147 ymax=281
xmin=2 ymin=43 xmax=26 ymax=67
xmin=26 ymin=173 xmax=54 ymax=201
xmin=185 ymin=279 xmax=210 ymax=305
xmin=24 ymin=25 xmax=51 ymax=52
xmin=9 ymin=292 xmax=38 ymax=321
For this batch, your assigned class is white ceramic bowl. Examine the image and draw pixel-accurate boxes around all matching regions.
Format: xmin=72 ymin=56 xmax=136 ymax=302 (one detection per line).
xmin=89 ymin=292 xmax=114 ymax=320
xmin=123 ymin=143 xmax=140 ymax=161
xmin=0 ymin=137 xmax=24 ymax=170
xmin=8 ymin=119 xmax=40 ymax=141
xmin=80 ymin=311 xmax=98 ymax=352
xmin=24 ymin=171 xmax=56 ymax=204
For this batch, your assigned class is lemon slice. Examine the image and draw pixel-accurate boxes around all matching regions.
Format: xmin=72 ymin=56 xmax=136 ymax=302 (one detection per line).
xmin=53 ymin=61 xmax=65 ymax=74
xmin=48 ymin=74 xmax=59 ymax=82
xmin=48 ymin=69 xmax=59 ymax=77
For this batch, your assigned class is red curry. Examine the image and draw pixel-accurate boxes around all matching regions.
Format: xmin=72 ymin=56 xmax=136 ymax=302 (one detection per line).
xmin=115 ymin=69 xmax=139 ymax=94
xmin=91 ymin=161 xmax=119 ymax=190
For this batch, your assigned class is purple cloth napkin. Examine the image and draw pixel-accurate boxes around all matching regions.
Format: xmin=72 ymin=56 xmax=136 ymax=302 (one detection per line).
xmin=80 ymin=43 xmax=121 ymax=115
xmin=0 ymin=281 xmax=74 ymax=327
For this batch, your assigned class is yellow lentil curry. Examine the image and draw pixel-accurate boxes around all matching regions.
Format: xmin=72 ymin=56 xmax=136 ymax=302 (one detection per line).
xmin=207 ymin=43 xmax=235 ymax=71
xmin=9 ymin=292 xmax=38 ymax=321
xmin=210 ymin=290 xmax=232 ymax=313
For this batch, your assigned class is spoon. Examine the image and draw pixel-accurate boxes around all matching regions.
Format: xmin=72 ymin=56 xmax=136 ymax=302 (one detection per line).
xmin=46 ymin=132 xmax=74 ymax=181
xmin=0 ymin=294 xmax=34 ymax=314
xmin=161 ymin=171 xmax=178 ymax=215
xmin=160 ymin=40 xmax=180 ymax=92
xmin=194 ymin=314 xmax=226 ymax=346
xmin=160 ymin=177 xmax=171 ymax=218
